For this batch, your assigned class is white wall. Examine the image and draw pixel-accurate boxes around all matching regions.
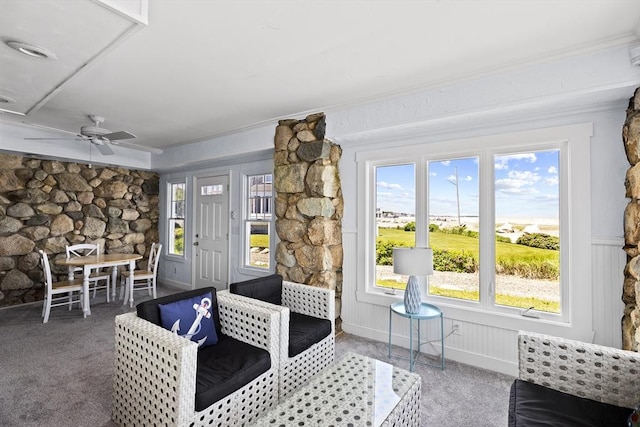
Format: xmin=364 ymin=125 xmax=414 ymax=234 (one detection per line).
xmin=157 ymin=151 xmax=275 ymax=290
xmin=153 ymin=43 xmax=638 ymax=376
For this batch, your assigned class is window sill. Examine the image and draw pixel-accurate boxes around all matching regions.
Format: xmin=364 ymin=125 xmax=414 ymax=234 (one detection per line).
xmin=237 ymin=266 xmax=274 ymax=277
xmin=163 ymin=254 xmax=186 ymax=263
xmin=356 ymin=288 xmax=593 ymax=342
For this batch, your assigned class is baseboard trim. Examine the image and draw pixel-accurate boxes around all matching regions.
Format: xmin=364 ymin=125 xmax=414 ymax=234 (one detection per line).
xmin=158 ymin=278 xmax=191 ymax=290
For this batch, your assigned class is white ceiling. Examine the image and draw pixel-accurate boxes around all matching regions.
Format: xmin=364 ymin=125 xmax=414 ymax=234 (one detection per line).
xmin=0 ymin=0 xmax=639 ymax=153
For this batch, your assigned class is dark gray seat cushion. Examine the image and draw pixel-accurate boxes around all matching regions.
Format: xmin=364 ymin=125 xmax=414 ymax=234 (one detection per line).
xmin=289 ymin=312 xmax=331 ymax=357
xmin=195 ymin=335 xmax=270 ymax=411
xmin=230 ymin=275 xmax=331 ymax=357
xmin=508 ymin=379 xmax=632 ymax=427
xmin=136 ymin=288 xmax=271 ymax=412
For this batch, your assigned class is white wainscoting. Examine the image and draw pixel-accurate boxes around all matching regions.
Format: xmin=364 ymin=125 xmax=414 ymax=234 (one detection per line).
xmin=591 ymin=238 xmax=626 ymax=349
xmin=341 ymin=231 xmax=626 ymax=376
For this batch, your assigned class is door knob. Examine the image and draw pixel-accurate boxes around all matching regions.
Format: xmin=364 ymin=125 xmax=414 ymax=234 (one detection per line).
xmin=193 ymin=242 xmax=199 ymax=246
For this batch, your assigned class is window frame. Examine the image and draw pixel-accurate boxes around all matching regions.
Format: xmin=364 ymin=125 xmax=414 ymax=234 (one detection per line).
xmin=356 ymin=123 xmax=592 ymax=338
xmin=242 ymin=172 xmax=274 ymax=272
xmin=167 ymin=180 xmax=186 ymax=258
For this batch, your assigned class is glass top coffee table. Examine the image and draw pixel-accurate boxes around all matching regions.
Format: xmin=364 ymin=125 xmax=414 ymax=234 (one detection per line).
xmin=254 ymin=352 xmax=421 ymax=427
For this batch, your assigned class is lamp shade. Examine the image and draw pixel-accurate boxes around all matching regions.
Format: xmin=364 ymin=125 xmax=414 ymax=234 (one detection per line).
xmin=393 ymin=247 xmax=433 ymax=276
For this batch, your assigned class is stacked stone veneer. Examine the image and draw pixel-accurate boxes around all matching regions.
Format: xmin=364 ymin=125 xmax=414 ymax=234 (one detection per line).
xmin=0 ymin=153 xmax=159 ymax=307
xmin=273 ymin=112 xmax=343 ymax=330
xmin=623 ymin=87 xmax=640 ymax=351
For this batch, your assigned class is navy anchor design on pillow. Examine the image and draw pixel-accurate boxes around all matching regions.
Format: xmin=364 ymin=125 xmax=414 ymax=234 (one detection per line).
xmin=172 ymin=296 xmax=211 ymax=344
xmin=159 ymin=292 xmax=219 ymax=348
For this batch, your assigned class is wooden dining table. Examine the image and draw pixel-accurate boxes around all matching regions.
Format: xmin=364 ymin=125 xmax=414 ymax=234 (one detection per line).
xmin=54 ymin=253 xmax=143 ymax=317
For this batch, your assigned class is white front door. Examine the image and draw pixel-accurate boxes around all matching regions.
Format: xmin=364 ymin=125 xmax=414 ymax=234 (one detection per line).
xmin=194 ymin=175 xmax=229 ymax=291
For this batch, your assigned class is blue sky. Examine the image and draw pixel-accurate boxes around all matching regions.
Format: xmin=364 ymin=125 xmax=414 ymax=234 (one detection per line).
xmin=376 ymin=150 xmax=559 ymax=219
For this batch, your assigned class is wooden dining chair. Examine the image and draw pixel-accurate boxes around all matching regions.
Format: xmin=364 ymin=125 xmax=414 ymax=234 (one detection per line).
xmin=40 ymin=250 xmax=84 ymax=323
xmin=66 ymin=243 xmax=111 ymax=302
xmin=120 ymin=243 xmax=162 ymax=307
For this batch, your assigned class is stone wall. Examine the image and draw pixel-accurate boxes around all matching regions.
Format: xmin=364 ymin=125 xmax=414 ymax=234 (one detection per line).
xmin=623 ymin=87 xmax=640 ymax=351
xmin=0 ymin=153 xmax=159 ymax=307
xmin=273 ymin=113 xmax=343 ymax=330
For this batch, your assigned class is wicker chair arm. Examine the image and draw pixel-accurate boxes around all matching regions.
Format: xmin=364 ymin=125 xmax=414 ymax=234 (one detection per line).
xmin=218 ymin=290 xmax=290 ymax=366
xmin=518 ymin=331 xmax=640 ymax=408
xmin=216 ymin=293 xmax=281 ymax=367
xmin=113 ymin=312 xmax=198 ymax=426
xmin=282 ymin=280 xmax=335 ymax=321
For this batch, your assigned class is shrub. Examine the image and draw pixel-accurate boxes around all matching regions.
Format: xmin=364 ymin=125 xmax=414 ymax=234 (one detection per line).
xmin=376 ymin=239 xmax=408 ymax=265
xmin=495 ymin=235 xmax=512 ymax=244
xmin=433 ymin=249 xmax=477 ymax=273
xmin=438 ymin=225 xmax=479 ymax=239
xmin=496 ymin=258 xmax=559 ymax=280
xmin=404 ymin=221 xmax=416 ymax=232
xmin=174 ymin=226 xmax=184 ymax=254
xmin=429 ymin=223 xmax=440 ymax=232
xmin=516 ymin=233 xmax=559 ymax=251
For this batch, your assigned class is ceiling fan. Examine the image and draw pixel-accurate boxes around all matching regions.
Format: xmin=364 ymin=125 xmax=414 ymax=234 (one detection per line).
xmin=25 ymin=115 xmax=162 ymax=155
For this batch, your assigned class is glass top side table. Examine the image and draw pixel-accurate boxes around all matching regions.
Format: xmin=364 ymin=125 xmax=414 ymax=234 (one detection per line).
xmin=388 ymin=301 xmax=445 ymax=371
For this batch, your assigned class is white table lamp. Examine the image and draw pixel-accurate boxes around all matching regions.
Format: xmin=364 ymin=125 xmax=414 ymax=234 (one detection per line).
xmin=393 ymin=247 xmax=434 ymax=314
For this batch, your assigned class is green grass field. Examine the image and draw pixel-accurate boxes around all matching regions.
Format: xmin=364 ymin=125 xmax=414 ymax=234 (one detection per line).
xmin=250 ymin=234 xmax=269 ymax=248
xmin=377 ymin=227 xmax=560 ymax=313
xmin=378 ymin=228 xmax=558 ymax=265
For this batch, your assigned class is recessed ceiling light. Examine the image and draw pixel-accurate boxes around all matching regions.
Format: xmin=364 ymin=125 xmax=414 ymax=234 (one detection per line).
xmin=6 ymin=40 xmax=57 ymax=59
xmin=0 ymin=95 xmax=16 ymax=103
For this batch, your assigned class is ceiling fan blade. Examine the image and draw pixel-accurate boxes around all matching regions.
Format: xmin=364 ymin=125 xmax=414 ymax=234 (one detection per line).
xmin=113 ymin=140 xmax=164 ymax=154
xmin=94 ymin=143 xmax=115 ymax=155
xmin=102 ymin=130 xmax=136 ymax=140
xmin=25 ymin=137 xmax=78 ymax=140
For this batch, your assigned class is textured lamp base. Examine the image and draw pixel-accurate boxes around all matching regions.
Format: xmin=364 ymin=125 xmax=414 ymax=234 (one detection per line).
xmin=404 ymin=276 xmax=421 ymax=314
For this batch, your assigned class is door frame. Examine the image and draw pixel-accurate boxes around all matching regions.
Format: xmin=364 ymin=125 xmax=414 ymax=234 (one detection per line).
xmin=191 ymin=171 xmax=231 ymax=290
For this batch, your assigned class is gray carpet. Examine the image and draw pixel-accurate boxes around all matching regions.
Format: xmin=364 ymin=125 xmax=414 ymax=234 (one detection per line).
xmin=0 ymin=284 xmax=514 ymax=426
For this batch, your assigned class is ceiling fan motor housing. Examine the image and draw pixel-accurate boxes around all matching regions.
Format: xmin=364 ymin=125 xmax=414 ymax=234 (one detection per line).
xmin=80 ymin=125 xmax=110 ymax=144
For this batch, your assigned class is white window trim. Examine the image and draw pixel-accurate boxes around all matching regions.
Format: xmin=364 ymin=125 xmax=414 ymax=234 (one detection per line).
xmin=355 ymin=123 xmax=593 ymax=340
xmin=166 ymin=179 xmax=187 ymax=260
xmin=239 ymin=172 xmax=275 ymax=274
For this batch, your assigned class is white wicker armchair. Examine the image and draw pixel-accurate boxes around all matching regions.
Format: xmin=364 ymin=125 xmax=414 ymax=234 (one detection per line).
xmin=223 ymin=279 xmax=335 ymax=400
xmin=517 ymin=331 xmax=640 ymax=408
xmin=111 ymin=292 xmax=280 ymax=427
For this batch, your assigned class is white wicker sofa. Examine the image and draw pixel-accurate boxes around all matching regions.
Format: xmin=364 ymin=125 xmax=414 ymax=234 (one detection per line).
xmin=224 ymin=274 xmax=335 ymax=400
xmin=510 ymin=331 xmax=640 ymax=426
xmin=111 ymin=288 xmax=280 ymax=427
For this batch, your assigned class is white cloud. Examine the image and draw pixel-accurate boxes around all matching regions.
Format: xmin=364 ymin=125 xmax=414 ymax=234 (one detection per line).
xmin=507 ymin=170 xmax=541 ymax=183
xmin=544 ymin=176 xmax=559 ymax=186
xmin=494 ymin=160 xmax=509 ymax=170
xmin=495 ymin=153 xmax=538 ymax=171
xmin=464 ymin=176 xmax=473 ymax=181
xmin=377 ymin=181 xmax=404 ymax=191
xmin=447 ymin=174 xmax=457 ymax=182
xmin=440 ymin=160 xmax=451 ymax=166
xmin=502 ymin=153 xmax=538 ymax=163
xmin=430 ymin=172 xmax=437 ymax=176
xmin=548 ymin=166 xmax=558 ymax=174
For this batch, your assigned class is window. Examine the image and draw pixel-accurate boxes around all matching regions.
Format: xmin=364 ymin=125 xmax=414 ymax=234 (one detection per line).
xmin=168 ymin=182 xmax=185 ymax=256
xmin=245 ymin=173 xmax=273 ymax=269
xmin=375 ymin=164 xmax=416 ymax=291
xmin=362 ymin=124 xmax=591 ymax=327
xmin=427 ymin=157 xmax=480 ymax=302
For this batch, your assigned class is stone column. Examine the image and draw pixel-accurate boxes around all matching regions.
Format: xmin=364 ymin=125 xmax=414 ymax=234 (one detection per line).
xmin=273 ymin=112 xmax=343 ymax=330
xmin=623 ymin=87 xmax=640 ymax=351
